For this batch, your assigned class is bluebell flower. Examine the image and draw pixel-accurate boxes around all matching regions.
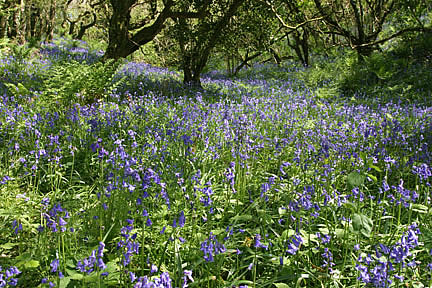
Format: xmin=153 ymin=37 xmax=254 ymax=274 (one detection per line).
xmin=286 ymin=234 xmax=302 ymax=255
xmin=0 ymin=266 xmax=20 ymax=287
xmin=200 ymin=232 xmax=226 ymax=262
xmin=247 ymin=262 xmax=254 ymax=270
xmin=150 ymin=264 xmax=158 ymax=274
xmin=182 ymin=270 xmax=194 ymax=288
xmin=253 ymin=234 xmax=268 ymax=250
xmin=77 ymin=242 xmax=106 ymax=274
xmin=178 ymin=211 xmax=185 ymax=228
xmin=50 ymin=259 xmax=59 ymax=273
xmin=11 ymin=220 xmax=22 ymax=235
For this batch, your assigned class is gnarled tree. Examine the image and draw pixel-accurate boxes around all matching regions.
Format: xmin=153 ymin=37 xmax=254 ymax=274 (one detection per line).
xmin=171 ymin=0 xmax=246 ymax=86
xmin=62 ymin=0 xmax=100 ymax=40
xmin=312 ymin=0 xmax=431 ymax=59
xmin=103 ymin=0 xmax=211 ymax=60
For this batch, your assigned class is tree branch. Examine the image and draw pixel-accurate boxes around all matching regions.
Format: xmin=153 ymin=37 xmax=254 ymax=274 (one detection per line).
xmin=353 ymin=26 xmax=431 ymax=49
xmin=262 ymin=0 xmax=324 ymax=31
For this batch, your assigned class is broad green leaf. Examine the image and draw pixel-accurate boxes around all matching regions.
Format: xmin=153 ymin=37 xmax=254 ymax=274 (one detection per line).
xmin=59 ymin=277 xmax=71 ymax=288
xmin=232 ymin=214 xmax=253 ymax=221
xmin=347 ymin=171 xmax=365 ymax=187
xmin=274 ymin=283 xmax=291 ymax=288
xmin=343 ymin=202 xmax=358 ymax=213
xmin=23 ymin=260 xmax=39 ymax=268
xmin=352 ymin=213 xmax=373 ymax=237
xmin=66 ymin=269 xmax=84 ymax=280
xmin=0 ymin=243 xmax=18 ymax=250
xmin=335 ymin=228 xmax=346 ymax=239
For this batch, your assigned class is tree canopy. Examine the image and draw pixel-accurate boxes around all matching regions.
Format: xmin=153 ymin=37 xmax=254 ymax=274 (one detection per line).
xmin=1 ymin=0 xmax=431 ymax=83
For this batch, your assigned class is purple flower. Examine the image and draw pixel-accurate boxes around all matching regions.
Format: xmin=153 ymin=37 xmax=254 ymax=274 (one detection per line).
xmin=254 ymin=234 xmax=268 ymax=250
xmin=0 ymin=266 xmax=20 ymax=287
xmin=150 ymin=264 xmax=158 ymax=274
xmin=178 ymin=211 xmax=185 ymax=228
xmin=182 ymin=270 xmax=194 ymax=288
xmin=200 ymin=232 xmax=226 ymax=262
xmin=50 ymin=259 xmax=59 ymax=273
xmin=11 ymin=220 xmax=22 ymax=235
xmin=77 ymin=242 xmax=106 ymax=274
xmin=287 ymin=234 xmax=302 ymax=255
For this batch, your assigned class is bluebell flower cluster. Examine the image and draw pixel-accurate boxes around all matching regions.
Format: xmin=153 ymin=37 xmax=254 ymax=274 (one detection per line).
xmin=39 ymin=38 xmax=103 ymax=64
xmin=356 ymin=223 xmax=421 ymax=287
xmin=11 ymin=220 xmax=22 ymax=235
xmin=1 ymin=41 xmax=432 ymax=286
xmin=42 ymin=203 xmax=70 ymax=233
xmin=200 ymin=232 xmax=226 ymax=262
xmin=0 ymin=266 xmax=20 ymax=287
xmin=77 ymin=242 xmax=107 ymax=275
xmin=286 ymin=234 xmax=302 ymax=255
xmin=131 ymin=271 xmax=172 ymax=288
xmin=117 ymin=219 xmax=140 ymax=267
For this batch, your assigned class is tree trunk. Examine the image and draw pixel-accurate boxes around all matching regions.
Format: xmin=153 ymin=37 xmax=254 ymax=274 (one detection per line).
xmin=182 ymin=53 xmax=205 ymax=87
xmin=180 ymin=0 xmax=245 ymax=86
xmin=29 ymin=3 xmax=39 ymax=38
xmin=300 ymin=30 xmax=309 ymax=66
xmin=17 ymin=0 xmax=26 ymax=44
xmin=104 ymin=0 xmax=176 ymax=60
xmin=104 ymin=1 xmax=134 ymax=59
xmin=46 ymin=0 xmax=56 ymax=41
xmin=0 ymin=15 xmax=6 ymax=38
xmin=8 ymin=8 xmax=18 ymax=39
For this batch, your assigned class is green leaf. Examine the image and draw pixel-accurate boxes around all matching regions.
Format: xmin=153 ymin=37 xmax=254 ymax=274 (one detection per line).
xmin=59 ymin=276 xmax=71 ymax=288
xmin=367 ymin=173 xmax=377 ymax=182
xmin=211 ymin=229 xmax=225 ymax=235
xmin=343 ymin=202 xmax=358 ymax=213
xmin=347 ymin=171 xmax=365 ymax=187
xmin=66 ymin=269 xmax=84 ymax=280
xmin=0 ymin=243 xmax=18 ymax=250
xmin=274 ymin=283 xmax=291 ymax=288
xmin=369 ymin=165 xmax=382 ymax=173
xmin=278 ymin=207 xmax=287 ymax=215
xmin=23 ymin=260 xmax=39 ymax=268
xmin=232 ymin=214 xmax=253 ymax=222
xmin=411 ymin=204 xmax=429 ymax=214
xmin=271 ymin=256 xmax=291 ymax=267
xmin=352 ymin=213 xmax=373 ymax=237
xmin=335 ymin=228 xmax=347 ymax=239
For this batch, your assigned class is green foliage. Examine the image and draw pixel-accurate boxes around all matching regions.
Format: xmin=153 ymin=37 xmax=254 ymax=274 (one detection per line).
xmin=42 ymin=59 xmax=124 ymax=105
xmin=339 ymin=31 xmax=432 ymax=104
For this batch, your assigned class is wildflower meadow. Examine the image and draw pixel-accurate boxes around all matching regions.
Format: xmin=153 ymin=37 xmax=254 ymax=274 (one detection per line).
xmin=0 ymin=39 xmax=431 ymax=288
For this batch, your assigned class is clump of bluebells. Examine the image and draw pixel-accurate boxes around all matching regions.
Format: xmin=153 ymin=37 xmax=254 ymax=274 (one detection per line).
xmin=355 ymin=223 xmax=422 ymax=287
xmin=77 ymin=242 xmax=107 ymax=275
xmin=131 ymin=272 xmax=172 ymax=288
xmin=39 ymin=38 xmax=103 ymax=64
xmin=0 ymin=266 xmax=21 ymax=287
xmin=200 ymin=232 xmax=226 ymax=262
